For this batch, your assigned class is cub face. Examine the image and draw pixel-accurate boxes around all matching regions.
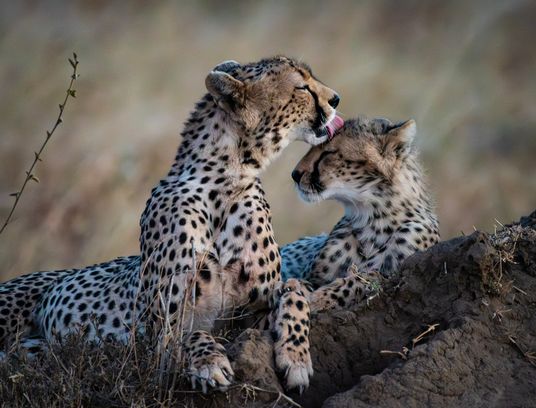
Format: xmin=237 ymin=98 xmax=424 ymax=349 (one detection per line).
xmin=291 ymin=117 xmax=417 ymax=203
xmin=205 ymin=56 xmax=342 ymax=150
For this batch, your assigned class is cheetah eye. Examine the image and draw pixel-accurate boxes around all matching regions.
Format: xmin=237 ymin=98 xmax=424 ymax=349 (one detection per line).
xmin=295 ymin=85 xmax=311 ymax=94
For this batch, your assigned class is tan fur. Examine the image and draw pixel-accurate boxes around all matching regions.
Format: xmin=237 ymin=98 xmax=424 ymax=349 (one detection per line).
xmin=288 ymin=115 xmax=439 ymax=292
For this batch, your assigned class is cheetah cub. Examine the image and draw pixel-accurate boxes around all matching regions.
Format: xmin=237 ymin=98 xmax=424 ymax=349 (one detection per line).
xmin=281 ymin=116 xmax=439 ymax=310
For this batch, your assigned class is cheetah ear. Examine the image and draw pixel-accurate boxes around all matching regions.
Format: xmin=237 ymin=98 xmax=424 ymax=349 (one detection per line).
xmin=386 ymin=119 xmax=416 ymax=148
xmin=205 ymin=71 xmax=246 ymax=114
xmin=374 ymin=119 xmax=416 ymax=179
xmin=380 ymin=119 xmax=416 ymax=158
xmin=213 ymin=60 xmax=241 ymax=73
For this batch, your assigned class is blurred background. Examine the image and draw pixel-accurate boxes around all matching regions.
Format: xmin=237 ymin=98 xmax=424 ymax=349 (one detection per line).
xmin=0 ymin=0 xmax=535 ymax=281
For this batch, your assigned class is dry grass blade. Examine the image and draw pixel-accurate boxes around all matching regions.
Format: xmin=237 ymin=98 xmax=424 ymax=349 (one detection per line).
xmin=412 ymin=323 xmax=440 ymax=348
xmin=492 ymin=308 xmax=512 ymax=322
xmin=235 ymin=383 xmax=303 ymax=408
xmin=379 ymin=347 xmax=410 ymax=360
xmin=508 ymin=336 xmax=536 ymax=368
xmin=0 ymin=52 xmax=79 ymax=236
xmin=512 ymin=285 xmax=528 ymax=296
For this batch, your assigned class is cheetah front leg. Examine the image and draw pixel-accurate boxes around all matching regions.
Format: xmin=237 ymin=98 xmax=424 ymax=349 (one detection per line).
xmin=183 ymin=330 xmax=234 ymax=393
xmin=269 ymin=279 xmax=313 ymax=393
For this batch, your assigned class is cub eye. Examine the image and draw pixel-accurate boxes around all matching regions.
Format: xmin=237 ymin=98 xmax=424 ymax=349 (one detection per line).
xmin=295 ymin=85 xmax=310 ymax=93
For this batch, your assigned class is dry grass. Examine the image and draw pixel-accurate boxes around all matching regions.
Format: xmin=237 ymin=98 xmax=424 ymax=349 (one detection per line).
xmin=0 ymin=0 xmax=535 ymax=282
xmin=0 ymin=333 xmax=192 ymax=408
xmin=0 ymin=332 xmax=300 ymax=408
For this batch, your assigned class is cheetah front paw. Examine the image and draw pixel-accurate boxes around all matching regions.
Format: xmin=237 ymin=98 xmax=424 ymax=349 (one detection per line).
xmin=189 ymin=346 xmax=234 ymax=393
xmin=185 ymin=332 xmax=234 ymax=393
xmin=274 ymin=343 xmax=313 ymax=393
xmin=271 ymin=279 xmax=313 ymax=393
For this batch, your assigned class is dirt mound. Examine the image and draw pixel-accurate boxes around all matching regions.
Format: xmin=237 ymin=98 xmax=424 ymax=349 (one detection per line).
xmin=218 ymin=212 xmax=536 ymax=407
xmin=1 ymin=212 xmax=535 ymax=407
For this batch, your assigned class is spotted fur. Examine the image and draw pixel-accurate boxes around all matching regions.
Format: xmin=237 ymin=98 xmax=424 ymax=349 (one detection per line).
xmin=283 ymin=116 xmax=439 ymax=310
xmin=0 ymin=56 xmax=340 ymax=392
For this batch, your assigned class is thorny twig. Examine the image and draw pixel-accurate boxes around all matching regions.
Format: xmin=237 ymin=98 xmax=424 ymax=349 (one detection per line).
xmin=0 ymin=53 xmax=79 ymax=236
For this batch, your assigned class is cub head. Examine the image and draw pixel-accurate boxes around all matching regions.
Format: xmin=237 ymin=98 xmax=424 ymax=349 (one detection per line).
xmin=291 ymin=117 xmax=417 ymax=204
xmin=205 ymin=56 xmax=342 ymax=149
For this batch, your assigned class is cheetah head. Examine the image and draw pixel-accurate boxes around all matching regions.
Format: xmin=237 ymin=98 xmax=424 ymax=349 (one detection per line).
xmin=205 ymin=56 xmax=343 ymax=151
xmin=291 ymin=117 xmax=417 ymax=204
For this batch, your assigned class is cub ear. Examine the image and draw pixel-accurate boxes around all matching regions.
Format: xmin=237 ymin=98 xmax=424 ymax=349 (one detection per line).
xmin=381 ymin=119 xmax=416 ymax=158
xmin=213 ymin=60 xmax=241 ymax=73
xmin=374 ymin=119 xmax=416 ymax=179
xmin=205 ymin=71 xmax=245 ymax=113
xmin=386 ymin=119 xmax=416 ymax=147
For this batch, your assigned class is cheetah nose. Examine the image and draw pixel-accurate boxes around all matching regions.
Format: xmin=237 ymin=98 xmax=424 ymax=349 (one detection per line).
xmin=291 ymin=170 xmax=303 ymax=183
xmin=328 ymin=94 xmax=340 ymax=109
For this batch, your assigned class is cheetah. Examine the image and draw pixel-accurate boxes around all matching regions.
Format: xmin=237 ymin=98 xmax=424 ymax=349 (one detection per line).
xmin=0 ymin=57 xmax=342 ymax=392
xmin=280 ymin=116 xmax=439 ymax=311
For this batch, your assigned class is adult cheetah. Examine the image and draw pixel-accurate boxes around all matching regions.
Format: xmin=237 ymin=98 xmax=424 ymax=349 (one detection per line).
xmin=280 ymin=116 xmax=439 ymax=312
xmin=0 ymin=57 xmax=342 ymax=392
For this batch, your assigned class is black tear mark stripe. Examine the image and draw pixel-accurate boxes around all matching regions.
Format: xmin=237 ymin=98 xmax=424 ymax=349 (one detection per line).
xmin=297 ymin=85 xmax=326 ymax=129
xmin=310 ymin=150 xmax=335 ymax=191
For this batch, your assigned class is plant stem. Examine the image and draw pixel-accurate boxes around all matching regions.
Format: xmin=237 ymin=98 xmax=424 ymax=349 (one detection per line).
xmin=0 ymin=52 xmax=79 ymax=236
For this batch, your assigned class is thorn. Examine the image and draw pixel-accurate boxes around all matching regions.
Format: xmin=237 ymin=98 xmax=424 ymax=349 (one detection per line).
xmin=9 ymin=192 xmax=19 ymax=198
xmin=68 ymin=58 xmax=76 ymax=69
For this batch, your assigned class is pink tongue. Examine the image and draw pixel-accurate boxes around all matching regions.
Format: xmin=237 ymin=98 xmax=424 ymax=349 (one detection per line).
xmin=326 ymin=115 xmax=344 ymax=140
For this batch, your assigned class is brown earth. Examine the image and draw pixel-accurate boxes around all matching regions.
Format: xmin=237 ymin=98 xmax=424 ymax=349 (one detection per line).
xmin=1 ymin=211 xmax=535 ymax=407
xmin=214 ymin=210 xmax=536 ymax=407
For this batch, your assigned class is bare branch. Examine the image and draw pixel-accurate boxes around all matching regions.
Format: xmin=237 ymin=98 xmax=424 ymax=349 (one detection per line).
xmin=0 ymin=52 xmax=80 ymax=236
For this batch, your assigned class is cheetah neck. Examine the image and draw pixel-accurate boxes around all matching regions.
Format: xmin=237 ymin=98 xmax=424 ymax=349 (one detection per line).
xmin=335 ymin=159 xmax=437 ymax=261
xmin=168 ymin=95 xmax=291 ymax=187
